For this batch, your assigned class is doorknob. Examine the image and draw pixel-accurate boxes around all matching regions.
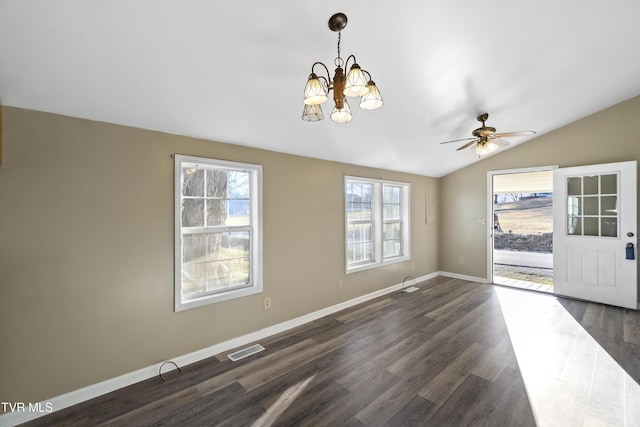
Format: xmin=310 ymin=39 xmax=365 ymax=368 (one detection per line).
xmin=627 ymin=232 xmax=634 ymax=237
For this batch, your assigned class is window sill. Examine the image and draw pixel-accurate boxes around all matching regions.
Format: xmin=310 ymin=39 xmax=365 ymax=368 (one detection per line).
xmin=346 ymin=255 xmax=410 ymax=275
xmin=175 ymin=285 xmax=262 ymax=311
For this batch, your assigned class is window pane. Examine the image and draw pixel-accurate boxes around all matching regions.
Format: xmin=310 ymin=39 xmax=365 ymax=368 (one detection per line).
xmin=182 ymin=199 xmax=204 ymax=227
xmin=182 ymin=262 xmax=205 ymax=296
xmin=568 ymin=217 xmax=582 ymax=235
xmin=601 ymin=218 xmax=617 ymax=237
xmin=231 ymin=258 xmax=250 ymax=284
xmin=362 ymin=202 xmax=372 ymax=220
xmin=383 ymin=185 xmax=401 ymax=203
xmin=601 ymin=196 xmax=617 ymax=216
xmin=207 ymin=199 xmax=227 ymax=226
xmin=182 ymin=168 xmax=204 ymax=197
xmin=583 ymin=197 xmax=598 ymax=216
xmin=229 ymin=200 xmax=250 ymax=225
xmin=183 ymin=234 xmax=206 ymax=263
xmin=206 ymin=169 xmax=227 ymax=197
xmin=384 ymin=222 xmax=401 ymax=240
xmin=347 ymin=202 xmax=373 ymax=221
xmin=347 ymin=241 xmax=374 ymax=263
xmin=567 ymin=177 xmax=581 ymax=196
xmin=347 ymin=223 xmax=373 ymax=244
xmin=567 ymin=196 xmax=582 ymax=216
xmin=206 ymin=233 xmax=228 ymax=260
xmin=601 ymin=174 xmax=617 ymax=194
xmin=584 ymin=175 xmax=598 ymax=195
xmin=205 ymin=261 xmax=231 ymax=289
xmin=584 ymin=217 xmax=598 ymax=236
xmin=185 ymin=232 xmax=251 ymax=293
xmin=347 ymin=202 xmax=359 ymax=221
xmin=228 ymin=171 xmax=250 ymax=198
xmin=383 ymin=240 xmax=401 ymax=257
xmin=362 ymin=184 xmax=372 ymax=202
xmin=230 ymin=231 xmax=250 ymax=254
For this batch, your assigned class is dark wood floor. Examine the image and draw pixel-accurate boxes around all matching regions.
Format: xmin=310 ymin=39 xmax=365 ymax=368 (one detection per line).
xmin=22 ymin=277 xmax=640 ymax=426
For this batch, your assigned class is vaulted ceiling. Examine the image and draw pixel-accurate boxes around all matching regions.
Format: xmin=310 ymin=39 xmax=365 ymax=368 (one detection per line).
xmin=1 ymin=1 xmax=639 ymax=177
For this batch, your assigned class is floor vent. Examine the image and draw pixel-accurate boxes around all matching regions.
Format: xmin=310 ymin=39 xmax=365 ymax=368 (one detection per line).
xmin=227 ymin=344 xmax=265 ymax=361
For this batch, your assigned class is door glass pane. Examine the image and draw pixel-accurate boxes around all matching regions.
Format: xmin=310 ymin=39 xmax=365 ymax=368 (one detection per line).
xmin=601 ymin=174 xmax=617 ymax=194
xmin=601 ymin=196 xmax=617 ymax=216
xmin=583 ymin=197 xmax=598 ymax=215
xmin=584 ymin=217 xmax=598 ymax=236
xmin=601 ymin=218 xmax=617 ymax=237
xmin=567 ymin=177 xmax=581 ymax=196
xmin=568 ymin=197 xmax=582 ymax=215
xmin=584 ymin=176 xmax=599 ymax=195
xmin=565 ymin=172 xmax=619 ymax=238
xmin=568 ymin=217 xmax=582 ymax=235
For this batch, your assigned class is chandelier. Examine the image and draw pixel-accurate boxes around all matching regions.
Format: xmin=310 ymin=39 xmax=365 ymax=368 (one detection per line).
xmin=302 ymin=13 xmax=383 ymax=123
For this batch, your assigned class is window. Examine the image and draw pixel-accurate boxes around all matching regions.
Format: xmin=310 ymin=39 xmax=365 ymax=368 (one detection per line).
xmin=174 ymin=155 xmax=262 ymax=311
xmin=345 ymin=176 xmax=410 ymax=272
xmin=567 ymin=173 xmax=618 ymax=237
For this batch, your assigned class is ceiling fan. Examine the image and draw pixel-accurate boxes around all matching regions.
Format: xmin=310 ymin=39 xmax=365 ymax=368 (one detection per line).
xmin=439 ymin=113 xmax=536 ymax=156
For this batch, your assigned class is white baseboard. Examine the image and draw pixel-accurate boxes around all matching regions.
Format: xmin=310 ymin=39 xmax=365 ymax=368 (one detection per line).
xmin=0 ymin=272 xmax=438 ymax=427
xmin=437 ymin=271 xmax=489 ymax=284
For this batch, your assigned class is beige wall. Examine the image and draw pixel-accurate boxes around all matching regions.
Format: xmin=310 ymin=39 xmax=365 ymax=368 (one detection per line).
xmin=0 ymin=107 xmax=439 ymax=404
xmin=439 ymin=96 xmax=640 ymax=286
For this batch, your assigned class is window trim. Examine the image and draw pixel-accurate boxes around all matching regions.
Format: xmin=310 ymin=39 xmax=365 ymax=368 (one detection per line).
xmin=344 ymin=176 xmax=410 ymax=274
xmin=174 ymin=154 xmax=263 ymax=311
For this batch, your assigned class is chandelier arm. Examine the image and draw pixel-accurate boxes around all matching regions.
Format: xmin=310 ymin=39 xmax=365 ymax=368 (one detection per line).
xmin=344 ymin=54 xmax=358 ymax=70
xmin=318 ymin=75 xmax=331 ymax=91
xmin=311 ymin=61 xmax=333 ymax=86
xmin=361 ymin=69 xmax=372 ymax=81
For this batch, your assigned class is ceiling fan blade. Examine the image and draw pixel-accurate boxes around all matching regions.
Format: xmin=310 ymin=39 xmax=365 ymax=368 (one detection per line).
xmin=456 ymin=140 xmax=478 ymax=151
xmin=440 ymin=137 xmax=477 ymax=145
xmin=492 ymin=138 xmax=511 ymax=147
xmin=493 ymin=130 xmax=536 ymax=138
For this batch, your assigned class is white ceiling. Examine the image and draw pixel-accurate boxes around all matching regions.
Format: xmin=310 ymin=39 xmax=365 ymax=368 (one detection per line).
xmin=1 ymin=1 xmax=639 ymax=177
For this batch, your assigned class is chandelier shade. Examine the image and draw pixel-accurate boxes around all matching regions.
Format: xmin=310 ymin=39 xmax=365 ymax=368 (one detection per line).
xmin=303 ymin=73 xmax=328 ymax=105
xmin=331 ymin=99 xmax=352 ymax=123
xmin=301 ymin=13 xmax=382 ymax=123
xmin=302 ymin=104 xmax=324 ymax=121
xmin=344 ymin=64 xmax=369 ymax=97
xmin=359 ymin=81 xmax=383 ymax=110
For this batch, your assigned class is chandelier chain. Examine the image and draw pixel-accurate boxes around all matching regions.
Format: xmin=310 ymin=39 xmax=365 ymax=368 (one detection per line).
xmin=334 ymin=31 xmax=344 ymax=68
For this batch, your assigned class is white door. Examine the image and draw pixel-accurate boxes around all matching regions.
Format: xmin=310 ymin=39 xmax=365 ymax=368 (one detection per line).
xmin=553 ymin=161 xmax=637 ymax=309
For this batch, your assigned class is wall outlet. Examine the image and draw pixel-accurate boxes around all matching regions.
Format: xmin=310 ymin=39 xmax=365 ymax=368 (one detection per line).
xmin=478 ymin=218 xmax=486 ymax=225
xmin=458 ymin=257 xmax=464 ymax=265
xmin=411 ymin=262 xmax=415 ymax=270
xmin=264 ymin=297 xmax=271 ymax=309
xmin=338 ymin=279 xmax=344 ymax=289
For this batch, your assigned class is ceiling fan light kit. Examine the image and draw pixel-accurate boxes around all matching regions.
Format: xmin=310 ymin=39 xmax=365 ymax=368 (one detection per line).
xmin=439 ymin=113 xmax=536 ymax=156
xmin=302 ymin=13 xmax=383 ymax=123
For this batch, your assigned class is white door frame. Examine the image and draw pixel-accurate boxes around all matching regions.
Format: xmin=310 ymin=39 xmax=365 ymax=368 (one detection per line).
xmin=486 ymin=165 xmax=559 ymax=283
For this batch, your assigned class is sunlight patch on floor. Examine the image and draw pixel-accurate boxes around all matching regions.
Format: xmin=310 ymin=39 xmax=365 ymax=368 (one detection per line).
xmin=495 ymin=286 xmax=640 ymax=426
xmin=494 ymin=275 xmax=553 ymax=293
xmin=251 ymin=375 xmax=315 ymax=427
